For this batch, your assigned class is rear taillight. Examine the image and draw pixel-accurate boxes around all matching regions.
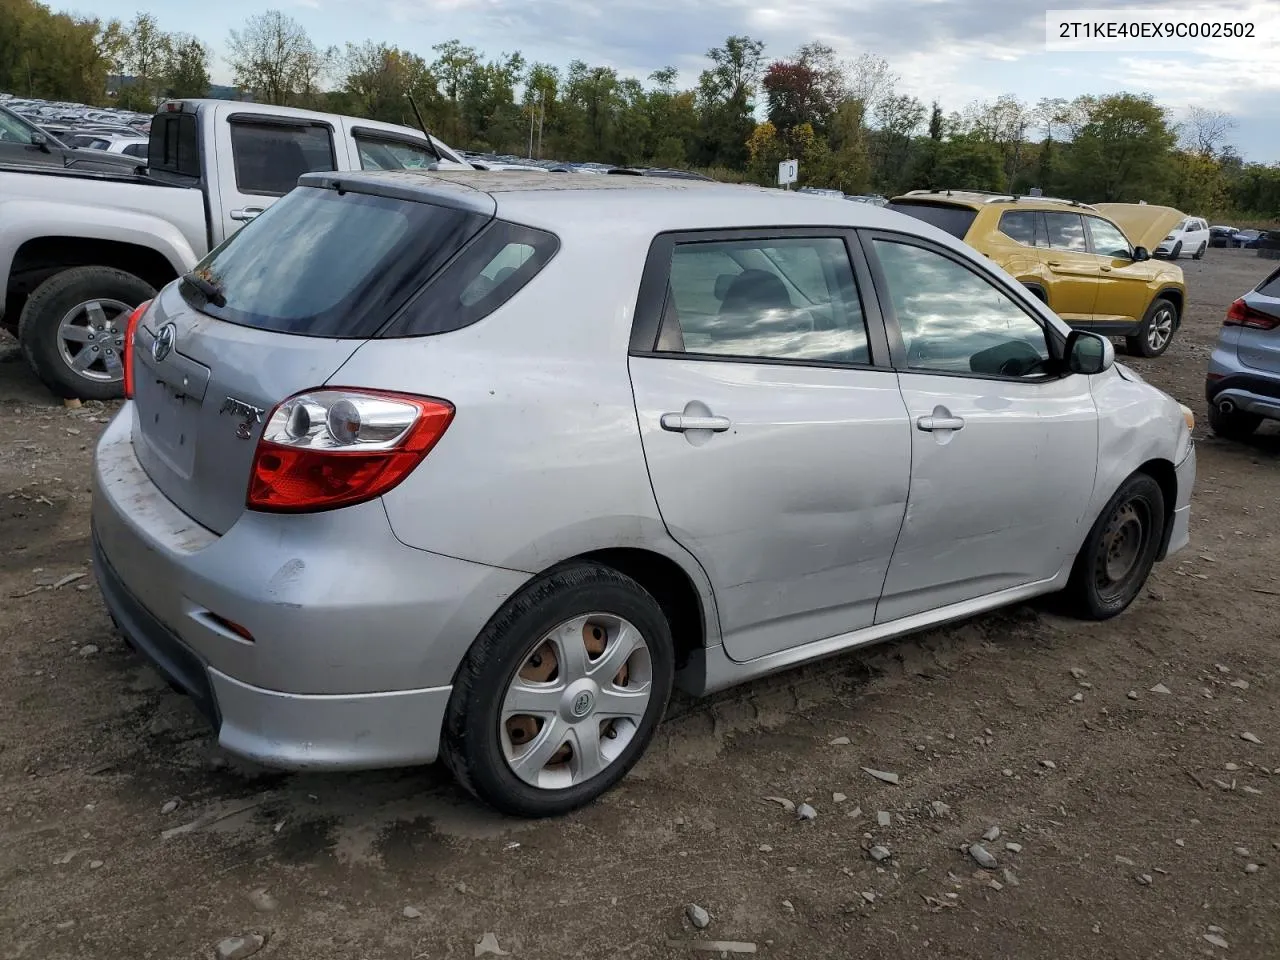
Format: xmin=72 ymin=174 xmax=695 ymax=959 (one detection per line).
xmin=122 ymin=300 xmax=152 ymax=400
xmin=1224 ymin=299 xmax=1280 ymax=331
xmin=247 ymin=388 xmax=454 ymax=513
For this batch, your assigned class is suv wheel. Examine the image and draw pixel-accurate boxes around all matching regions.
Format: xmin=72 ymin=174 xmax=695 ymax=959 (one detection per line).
xmin=18 ymin=266 xmax=156 ymax=401
xmin=442 ymin=563 xmax=674 ymax=817
xmin=1193 ymin=242 xmax=1207 ymax=260
xmin=1208 ymin=404 xmax=1262 ymax=441
xmin=1125 ymin=297 xmax=1178 ymax=358
xmin=1063 ymin=473 xmax=1165 ymax=620
xmin=1170 ymin=241 xmax=1183 ymax=259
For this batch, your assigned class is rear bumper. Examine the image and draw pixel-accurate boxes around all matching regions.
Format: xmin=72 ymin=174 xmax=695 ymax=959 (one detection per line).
xmin=91 ymin=407 xmax=529 ymax=770
xmin=1205 ymin=371 xmax=1280 ymax=421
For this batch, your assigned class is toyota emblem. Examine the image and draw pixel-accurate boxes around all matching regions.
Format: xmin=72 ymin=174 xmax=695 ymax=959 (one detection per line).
xmin=152 ymin=323 xmax=176 ymax=362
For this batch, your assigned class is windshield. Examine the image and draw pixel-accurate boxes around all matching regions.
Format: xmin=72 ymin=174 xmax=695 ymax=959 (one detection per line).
xmin=886 ymin=202 xmax=978 ymax=240
xmin=182 ymin=186 xmax=488 ymax=337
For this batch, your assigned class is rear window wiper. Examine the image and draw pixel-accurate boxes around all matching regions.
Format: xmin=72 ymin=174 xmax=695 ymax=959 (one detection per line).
xmin=181 ymin=271 xmax=226 ymax=307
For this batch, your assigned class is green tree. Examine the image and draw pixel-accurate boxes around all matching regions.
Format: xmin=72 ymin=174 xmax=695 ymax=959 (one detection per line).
xmin=1061 ymin=93 xmax=1176 ymax=202
xmin=162 ymin=35 xmax=210 ymax=99
xmin=227 ymin=10 xmax=335 ymax=107
xmin=695 ymin=35 xmax=765 ymax=168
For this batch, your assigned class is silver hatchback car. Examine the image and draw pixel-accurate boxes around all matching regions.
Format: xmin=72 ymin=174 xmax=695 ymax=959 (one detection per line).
xmin=93 ymin=172 xmax=1196 ymax=816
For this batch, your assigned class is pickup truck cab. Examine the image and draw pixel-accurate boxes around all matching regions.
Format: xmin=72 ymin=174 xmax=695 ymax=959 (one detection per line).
xmin=0 ymin=98 xmax=471 ymax=400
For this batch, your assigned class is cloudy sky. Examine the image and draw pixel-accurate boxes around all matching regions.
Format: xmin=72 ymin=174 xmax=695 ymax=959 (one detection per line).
xmin=79 ymin=0 xmax=1280 ymax=161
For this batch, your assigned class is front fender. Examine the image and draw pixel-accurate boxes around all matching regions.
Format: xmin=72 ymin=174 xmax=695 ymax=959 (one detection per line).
xmin=1087 ymin=366 xmax=1188 ymax=533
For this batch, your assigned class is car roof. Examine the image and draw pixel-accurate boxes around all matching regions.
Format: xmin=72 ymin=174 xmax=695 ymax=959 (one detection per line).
xmin=298 ymin=168 xmax=951 ymax=240
xmin=893 ymin=189 xmax=1097 ymax=212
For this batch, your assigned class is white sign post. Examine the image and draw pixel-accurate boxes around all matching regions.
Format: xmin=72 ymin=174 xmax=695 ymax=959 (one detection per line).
xmin=778 ymin=158 xmax=799 ymax=189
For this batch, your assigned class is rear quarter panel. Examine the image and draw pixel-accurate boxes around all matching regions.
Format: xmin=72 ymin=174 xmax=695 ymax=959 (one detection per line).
xmin=327 ymin=218 xmax=720 ymax=633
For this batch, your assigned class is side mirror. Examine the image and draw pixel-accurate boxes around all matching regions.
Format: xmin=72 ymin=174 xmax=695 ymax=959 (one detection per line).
xmin=1064 ymin=330 xmax=1114 ymax=375
xmin=1132 ymin=246 xmax=1151 ymax=262
xmin=30 ymin=132 xmax=51 ymax=152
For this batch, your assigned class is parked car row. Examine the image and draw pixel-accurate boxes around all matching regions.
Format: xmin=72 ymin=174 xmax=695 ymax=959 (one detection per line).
xmin=87 ymin=164 xmax=1197 ymax=816
xmin=1210 ymin=225 xmax=1271 ymax=249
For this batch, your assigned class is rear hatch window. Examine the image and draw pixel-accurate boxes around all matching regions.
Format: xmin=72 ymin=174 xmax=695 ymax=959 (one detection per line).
xmin=885 ymin=201 xmax=978 ymax=240
xmin=182 ymin=186 xmax=489 ymax=338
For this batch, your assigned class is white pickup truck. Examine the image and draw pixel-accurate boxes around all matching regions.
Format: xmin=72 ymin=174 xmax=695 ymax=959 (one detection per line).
xmin=0 ymin=98 xmax=471 ymax=399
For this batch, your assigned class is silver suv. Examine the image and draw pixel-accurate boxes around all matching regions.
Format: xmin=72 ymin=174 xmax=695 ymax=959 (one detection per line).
xmin=92 ymin=172 xmax=1196 ymax=816
xmin=1206 ymin=264 xmax=1280 ymax=439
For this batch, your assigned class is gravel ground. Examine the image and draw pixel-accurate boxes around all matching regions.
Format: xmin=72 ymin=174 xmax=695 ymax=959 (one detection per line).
xmin=1 ymin=249 xmax=1277 ymax=960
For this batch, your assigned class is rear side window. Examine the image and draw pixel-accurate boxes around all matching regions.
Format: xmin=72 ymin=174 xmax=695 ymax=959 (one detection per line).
xmin=229 ymin=120 xmax=335 ymax=196
xmin=999 ymin=211 xmax=1044 ymax=247
xmin=383 ymin=220 xmax=560 ymax=337
xmin=885 ymin=202 xmax=978 ymax=240
xmin=123 ymin=143 xmax=148 ymax=158
xmin=1044 ymin=212 xmax=1087 ymax=251
xmin=661 ymin=237 xmax=871 ymax=364
xmin=182 ymin=187 xmax=488 ymax=338
xmin=1258 ymin=268 xmax=1280 ymax=298
xmin=148 ymin=113 xmax=200 ymax=177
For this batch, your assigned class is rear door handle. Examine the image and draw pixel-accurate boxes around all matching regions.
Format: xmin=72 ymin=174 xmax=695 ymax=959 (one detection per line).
xmin=1100 ymin=265 xmax=1112 ymax=272
xmin=230 ymin=207 xmax=264 ymax=222
xmin=661 ymin=413 xmax=731 ymax=433
xmin=1046 ymin=260 xmax=1062 ymax=267
xmin=917 ymin=415 xmax=965 ymax=432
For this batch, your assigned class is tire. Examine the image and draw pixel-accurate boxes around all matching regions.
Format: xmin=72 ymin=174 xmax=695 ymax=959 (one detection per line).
xmin=441 ymin=563 xmax=675 ymax=818
xmin=1208 ymin=404 xmax=1262 ymax=441
xmin=18 ymin=266 xmax=156 ymax=401
xmin=1192 ymin=242 xmax=1206 ymax=260
xmin=1063 ymin=473 xmax=1166 ymax=620
xmin=1124 ymin=297 xmax=1178 ymax=358
xmin=1171 ymin=241 xmax=1182 ymax=259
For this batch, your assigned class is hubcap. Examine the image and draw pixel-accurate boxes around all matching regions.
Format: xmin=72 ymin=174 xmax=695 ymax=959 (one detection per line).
xmin=501 ymin=613 xmax=653 ymax=790
xmin=56 ymin=299 xmax=132 ymax=383
xmin=1095 ymin=500 xmax=1147 ymax=600
xmin=1147 ymin=308 xmax=1174 ymax=352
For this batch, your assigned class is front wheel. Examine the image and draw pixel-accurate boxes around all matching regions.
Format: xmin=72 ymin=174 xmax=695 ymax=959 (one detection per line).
xmin=442 ymin=564 xmax=674 ymax=818
xmin=17 ymin=266 xmax=156 ymax=400
xmin=1171 ymin=241 xmax=1183 ymax=259
xmin=1125 ymin=297 xmax=1178 ymax=358
xmin=1062 ymin=473 xmax=1166 ymax=620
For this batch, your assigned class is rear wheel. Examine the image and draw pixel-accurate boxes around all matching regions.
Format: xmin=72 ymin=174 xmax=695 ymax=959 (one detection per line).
xmin=442 ymin=563 xmax=674 ymax=818
xmin=1063 ymin=473 xmax=1165 ymax=620
xmin=1193 ymin=242 xmax=1206 ymax=260
xmin=1208 ymin=404 xmax=1262 ymax=441
xmin=18 ymin=266 xmax=156 ymax=401
xmin=1125 ymin=297 xmax=1178 ymax=358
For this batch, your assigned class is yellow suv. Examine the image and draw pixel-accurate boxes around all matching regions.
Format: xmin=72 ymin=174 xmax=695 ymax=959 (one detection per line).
xmin=886 ymin=191 xmax=1187 ymax=358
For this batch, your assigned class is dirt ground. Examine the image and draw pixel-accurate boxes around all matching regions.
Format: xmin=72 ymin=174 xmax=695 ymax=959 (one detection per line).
xmin=1 ymin=251 xmax=1278 ymax=960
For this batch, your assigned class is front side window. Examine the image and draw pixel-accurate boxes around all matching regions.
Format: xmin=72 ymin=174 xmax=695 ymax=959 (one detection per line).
xmin=1085 ymin=216 xmax=1133 ymax=259
xmin=0 ymin=110 xmax=35 ymax=144
xmin=661 ymin=237 xmax=871 ymax=364
xmin=356 ymin=135 xmax=438 ymax=171
xmin=873 ymin=239 xmax=1051 ymax=378
xmin=229 ymin=120 xmax=335 ymax=196
xmin=1043 ymin=212 xmax=1088 ymax=252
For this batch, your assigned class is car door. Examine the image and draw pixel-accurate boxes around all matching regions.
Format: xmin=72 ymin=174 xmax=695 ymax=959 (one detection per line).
xmin=628 ymin=229 xmax=911 ymax=662
xmin=0 ymin=110 xmax=61 ymax=168
xmin=211 ymin=112 xmax=339 ymax=241
xmin=1040 ymin=211 xmax=1100 ymax=322
xmin=1083 ymin=214 xmax=1154 ymax=326
xmin=861 ymin=231 xmax=1099 ymax=624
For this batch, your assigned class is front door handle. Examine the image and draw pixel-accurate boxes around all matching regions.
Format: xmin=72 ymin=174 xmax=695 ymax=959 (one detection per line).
xmin=1100 ymin=265 xmax=1112 ymax=272
xmin=230 ymin=207 xmax=264 ymax=222
xmin=917 ymin=414 xmax=965 ymax=432
xmin=661 ymin=413 xmax=731 ymax=433
xmin=1046 ymin=260 xmax=1062 ymax=267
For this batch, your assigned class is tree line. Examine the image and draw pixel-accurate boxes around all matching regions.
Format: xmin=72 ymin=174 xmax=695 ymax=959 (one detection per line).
xmin=2 ymin=0 xmax=1278 ymax=221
